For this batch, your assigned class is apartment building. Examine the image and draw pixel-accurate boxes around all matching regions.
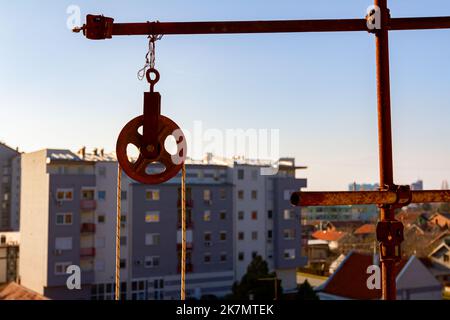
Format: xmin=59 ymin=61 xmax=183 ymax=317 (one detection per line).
xmin=19 ymin=148 xmax=307 ymax=299
xmin=0 ymin=143 xmax=20 ymax=231
xmin=233 ymin=158 xmax=307 ymax=290
xmin=19 ymin=149 xmax=96 ymax=299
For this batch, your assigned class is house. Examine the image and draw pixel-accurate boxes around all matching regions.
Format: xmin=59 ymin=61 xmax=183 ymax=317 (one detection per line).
xmin=0 ymin=282 xmax=49 ymax=300
xmin=311 ymin=230 xmax=346 ymax=251
xmin=430 ymin=212 xmax=450 ymax=229
xmin=306 ymin=239 xmax=330 ymax=272
xmin=324 ymin=220 xmax=365 ymax=233
xmin=315 ymin=251 xmax=443 ymax=300
xmin=354 ymin=224 xmax=376 ymax=239
xmin=419 ymin=257 xmax=450 ymax=298
xmin=429 ymin=238 xmax=450 ymax=269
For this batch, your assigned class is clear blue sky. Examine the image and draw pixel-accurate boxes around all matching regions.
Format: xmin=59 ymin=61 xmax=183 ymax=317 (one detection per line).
xmin=1 ymin=0 xmax=450 ymax=190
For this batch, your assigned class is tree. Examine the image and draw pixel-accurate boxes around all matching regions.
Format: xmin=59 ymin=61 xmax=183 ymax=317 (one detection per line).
xmin=296 ymin=280 xmax=319 ymax=300
xmin=438 ymin=202 xmax=450 ymax=214
xmin=421 ymin=203 xmax=432 ymax=212
xmin=230 ymin=255 xmax=282 ymax=300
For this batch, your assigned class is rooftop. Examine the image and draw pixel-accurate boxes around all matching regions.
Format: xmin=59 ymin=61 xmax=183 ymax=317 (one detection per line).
xmin=312 ymin=230 xmax=346 ymax=242
xmin=354 ymin=224 xmax=376 ymax=235
xmin=0 ymin=282 xmax=49 ymax=300
xmin=316 ymin=251 xmax=408 ymax=300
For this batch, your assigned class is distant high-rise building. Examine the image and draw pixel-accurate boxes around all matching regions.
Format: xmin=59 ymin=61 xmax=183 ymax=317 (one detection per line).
xmin=442 ymin=180 xmax=449 ymax=190
xmin=348 ymin=182 xmax=380 ymax=192
xmin=410 ymin=180 xmax=423 ymax=191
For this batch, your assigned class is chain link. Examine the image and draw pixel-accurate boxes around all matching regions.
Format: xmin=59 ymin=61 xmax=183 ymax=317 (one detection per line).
xmin=137 ymin=31 xmax=163 ymax=81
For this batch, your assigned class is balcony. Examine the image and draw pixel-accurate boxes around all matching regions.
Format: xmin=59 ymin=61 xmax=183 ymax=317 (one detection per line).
xmin=80 ymin=247 xmax=96 ymax=258
xmin=177 ymin=199 xmax=194 ymax=208
xmin=177 ymin=221 xmax=194 ymax=229
xmin=80 ymin=223 xmax=96 ymax=233
xmin=177 ymin=263 xmax=193 ymax=273
xmin=177 ymin=243 xmax=193 ymax=250
xmin=80 ymin=199 xmax=96 ymax=210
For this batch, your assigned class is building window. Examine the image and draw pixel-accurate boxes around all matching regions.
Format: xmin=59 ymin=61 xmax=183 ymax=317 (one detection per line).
xmin=284 ymin=249 xmax=296 ymax=260
xmin=120 ymin=215 xmax=127 ymax=228
xmin=97 ymin=215 xmax=105 ymax=223
xmin=238 ymin=232 xmax=244 ymax=240
xmin=251 ymin=231 xmax=258 ymax=240
xmin=251 ymin=190 xmax=257 ymax=200
xmin=81 ymin=189 xmax=95 ymax=200
xmin=251 ymin=211 xmax=258 ymax=220
xmin=203 ymin=210 xmax=211 ymax=222
xmin=120 ymin=259 xmax=126 ymax=269
xmin=54 ymin=262 xmax=72 ymax=275
xmin=219 ymin=189 xmax=226 ymax=200
xmin=55 ymin=237 xmax=72 ymax=251
xmin=145 ymin=256 xmax=160 ymax=268
xmin=219 ymin=211 xmax=226 ymax=220
xmin=203 ymin=189 xmax=211 ymax=202
xmin=283 ymin=209 xmax=295 ymax=220
xmin=56 ymin=213 xmax=72 ymax=225
xmin=251 ymin=169 xmax=258 ymax=180
xmin=252 ymin=251 xmax=258 ymax=259
xmin=145 ymin=189 xmax=160 ymax=201
xmin=267 ymin=230 xmax=273 ymax=240
xmin=98 ymin=190 xmax=106 ymax=201
xmin=238 ymin=252 xmax=244 ymax=261
xmin=238 ymin=190 xmax=244 ymax=200
xmin=203 ymin=232 xmax=211 ymax=246
xmin=56 ymin=188 xmax=73 ymax=201
xmin=237 ymin=169 xmax=244 ymax=180
xmin=121 ymin=191 xmax=127 ymax=200
xmin=283 ymin=229 xmax=296 ymax=240
xmin=268 ymin=210 xmax=273 ymax=219
xmin=145 ymin=212 xmax=160 ymax=223
xmin=120 ymin=236 xmax=127 ymax=246
xmin=444 ymin=254 xmax=449 ymax=263
xmin=145 ymin=233 xmax=160 ymax=246
xmin=238 ymin=211 xmax=244 ymax=220
xmin=219 ymin=231 xmax=227 ymax=241
xmin=220 ymin=252 xmax=227 ymax=262
xmin=204 ymin=253 xmax=211 ymax=264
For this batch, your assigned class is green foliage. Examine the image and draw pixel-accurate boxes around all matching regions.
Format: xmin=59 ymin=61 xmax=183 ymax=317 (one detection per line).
xmin=229 ymin=255 xmax=282 ymax=300
xmin=421 ymin=203 xmax=432 ymax=212
xmin=296 ymin=280 xmax=319 ymax=300
xmin=438 ymin=202 xmax=450 ymax=214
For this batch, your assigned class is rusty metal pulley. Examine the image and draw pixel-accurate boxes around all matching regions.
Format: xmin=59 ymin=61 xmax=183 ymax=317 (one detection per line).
xmin=116 ymin=68 xmax=187 ymax=184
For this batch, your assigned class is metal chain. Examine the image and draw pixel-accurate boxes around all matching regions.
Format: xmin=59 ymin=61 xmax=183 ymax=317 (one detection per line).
xmin=137 ymin=31 xmax=163 ymax=81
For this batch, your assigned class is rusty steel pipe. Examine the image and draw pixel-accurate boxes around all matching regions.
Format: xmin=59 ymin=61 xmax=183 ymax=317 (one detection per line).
xmin=113 ymin=17 xmax=450 ymax=35
xmin=375 ymin=0 xmax=397 ymax=301
xmin=112 ymin=19 xmax=368 ymax=35
xmin=75 ymin=16 xmax=450 ymax=39
xmin=290 ymin=190 xmax=450 ymax=206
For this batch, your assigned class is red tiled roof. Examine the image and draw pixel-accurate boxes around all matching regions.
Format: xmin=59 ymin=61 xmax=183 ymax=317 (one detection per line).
xmin=312 ymin=230 xmax=346 ymax=242
xmin=0 ymin=282 xmax=49 ymax=300
xmin=354 ymin=224 xmax=376 ymax=235
xmin=326 ymin=220 xmax=365 ymax=230
xmin=319 ymin=252 xmax=408 ymax=300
